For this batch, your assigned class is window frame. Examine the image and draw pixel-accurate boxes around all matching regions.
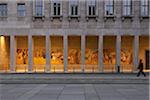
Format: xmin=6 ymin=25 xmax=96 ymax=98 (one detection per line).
xmin=104 ymin=0 xmax=114 ymax=16
xmin=122 ymin=0 xmax=132 ymax=16
xmin=87 ymin=0 xmax=97 ymax=17
xmin=140 ymin=0 xmax=149 ymax=16
xmin=0 ymin=3 xmax=7 ymax=17
xmin=51 ymin=0 xmax=62 ymax=17
xmin=17 ymin=3 xmax=26 ymax=17
xmin=33 ymin=0 xmax=44 ymax=17
xmin=69 ymin=0 xmax=79 ymax=17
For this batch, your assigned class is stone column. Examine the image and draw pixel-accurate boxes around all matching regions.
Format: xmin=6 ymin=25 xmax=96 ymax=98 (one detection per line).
xmin=81 ymin=35 xmax=85 ymax=72
xmin=10 ymin=35 xmax=16 ymax=72
xmin=46 ymin=34 xmax=50 ymax=72
xmin=63 ymin=35 xmax=68 ymax=72
xmin=28 ymin=35 xmax=33 ymax=72
xmin=133 ymin=35 xmax=139 ymax=71
xmin=116 ymin=35 xmax=121 ymax=72
xmin=99 ymin=35 xmax=103 ymax=72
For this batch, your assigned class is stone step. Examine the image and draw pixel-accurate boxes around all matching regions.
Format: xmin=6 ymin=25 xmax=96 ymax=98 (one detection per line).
xmin=0 ymin=73 xmax=149 ymax=84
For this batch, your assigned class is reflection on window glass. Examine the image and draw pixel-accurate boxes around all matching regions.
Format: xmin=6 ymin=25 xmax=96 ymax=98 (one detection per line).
xmin=123 ymin=0 xmax=132 ymax=16
xmin=105 ymin=0 xmax=114 ymax=15
xmin=141 ymin=0 xmax=149 ymax=16
xmin=35 ymin=0 xmax=43 ymax=16
xmin=17 ymin=3 xmax=25 ymax=17
xmin=0 ymin=4 xmax=7 ymax=17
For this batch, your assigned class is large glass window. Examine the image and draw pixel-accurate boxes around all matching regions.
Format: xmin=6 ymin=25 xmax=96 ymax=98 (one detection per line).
xmin=87 ymin=0 xmax=96 ymax=16
xmin=70 ymin=0 xmax=78 ymax=16
xmin=53 ymin=0 xmax=61 ymax=16
xmin=35 ymin=0 xmax=43 ymax=16
xmin=17 ymin=3 xmax=26 ymax=17
xmin=141 ymin=0 xmax=149 ymax=16
xmin=0 ymin=4 xmax=7 ymax=17
xmin=123 ymin=0 xmax=132 ymax=16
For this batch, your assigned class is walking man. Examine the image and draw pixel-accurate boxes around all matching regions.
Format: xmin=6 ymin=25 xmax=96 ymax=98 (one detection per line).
xmin=137 ymin=59 xmax=146 ymax=77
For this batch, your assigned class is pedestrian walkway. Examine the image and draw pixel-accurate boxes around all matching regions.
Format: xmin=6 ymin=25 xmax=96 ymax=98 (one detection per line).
xmin=0 ymin=84 xmax=149 ymax=100
xmin=0 ymin=73 xmax=149 ymax=84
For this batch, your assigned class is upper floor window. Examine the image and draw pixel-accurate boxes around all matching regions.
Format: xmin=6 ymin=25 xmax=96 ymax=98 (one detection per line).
xmin=141 ymin=0 xmax=149 ymax=16
xmin=35 ymin=0 xmax=43 ymax=16
xmin=105 ymin=0 xmax=114 ymax=15
xmin=53 ymin=0 xmax=61 ymax=16
xmin=0 ymin=4 xmax=7 ymax=17
xmin=17 ymin=3 xmax=25 ymax=17
xmin=69 ymin=0 xmax=79 ymax=16
xmin=87 ymin=0 xmax=96 ymax=16
xmin=123 ymin=0 xmax=132 ymax=16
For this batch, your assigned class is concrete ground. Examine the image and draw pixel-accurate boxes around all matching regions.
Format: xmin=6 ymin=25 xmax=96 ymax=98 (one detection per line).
xmin=0 ymin=84 xmax=149 ymax=100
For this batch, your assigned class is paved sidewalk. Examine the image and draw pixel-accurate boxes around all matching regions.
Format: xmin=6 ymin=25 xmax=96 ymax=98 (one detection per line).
xmin=0 ymin=84 xmax=149 ymax=100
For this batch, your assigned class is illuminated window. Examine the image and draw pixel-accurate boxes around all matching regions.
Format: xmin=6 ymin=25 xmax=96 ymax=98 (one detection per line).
xmin=17 ymin=3 xmax=25 ymax=17
xmin=123 ymin=0 xmax=132 ymax=16
xmin=105 ymin=0 xmax=114 ymax=15
xmin=87 ymin=0 xmax=96 ymax=16
xmin=0 ymin=4 xmax=7 ymax=17
xmin=141 ymin=0 xmax=149 ymax=16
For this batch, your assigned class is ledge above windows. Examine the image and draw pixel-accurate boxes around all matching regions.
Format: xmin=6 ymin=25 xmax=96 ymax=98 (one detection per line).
xmin=121 ymin=15 xmax=133 ymax=21
xmin=104 ymin=15 xmax=116 ymax=21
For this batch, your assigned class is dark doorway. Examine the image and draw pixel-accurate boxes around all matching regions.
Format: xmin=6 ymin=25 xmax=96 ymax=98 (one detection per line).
xmin=145 ymin=50 xmax=150 ymax=69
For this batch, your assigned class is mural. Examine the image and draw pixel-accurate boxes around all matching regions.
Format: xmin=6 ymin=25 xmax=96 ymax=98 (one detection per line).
xmin=103 ymin=49 xmax=116 ymax=64
xmin=16 ymin=49 xmax=28 ymax=64
xmin=121 ymin=49 xmax=133 ymax=64
xmin=34 ymin=48 xmax=46 ymax=64
xmin=85 ymin=49 xmax=98 ymax=65
xmin=103 ymin=49 xmax=133 ymax=64
xmin=51 ymin=49 xmax=63 ymax=64
xmin=68 ymin=49 xmax=81 ymax=64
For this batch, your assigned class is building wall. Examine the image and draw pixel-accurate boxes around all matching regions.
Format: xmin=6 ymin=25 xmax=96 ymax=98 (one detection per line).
xmin=0 ymin=0 xmax=149 ymax=36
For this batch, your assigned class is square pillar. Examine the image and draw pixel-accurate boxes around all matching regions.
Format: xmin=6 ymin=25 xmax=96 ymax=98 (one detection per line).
xmin=46 ymin=34 xmax=50 ymax=72
xmin=63 ymin=35 xmax=68 ymax=72
xmin=81 ymin=35 xmax=85 ymax=72
xmin=28 ymin=35 xmax=33 ymax=72
xmin=116 ymin=35 xmax=121 ymax=72
xmin=133 ymin=35 xmax=139 ymax=71
xmin=10 ymin=35 xmax=16 ymax=72
xmin=99 ymin=35 xmax=103 ymax=72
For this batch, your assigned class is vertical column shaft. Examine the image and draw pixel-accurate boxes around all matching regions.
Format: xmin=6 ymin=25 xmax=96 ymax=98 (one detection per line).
xmin=28 ymin=35 xmax=33 ymax=72
xmin=81 ymin=35 xmax=85 ymax=72
xmin=116 ymin=35 xmax=121 ymax=72
xmin=64 ymin=35 xmax=68 ymax=72
xmin=134 ymin=35 xmax=139 ymax=71
xmin=10 ymin=35 xmax=16 ymax=72
xmin=46 ymin=35 xmax=50 ymax=72
xmin=99 ymin=35 xmax=103 ymax=72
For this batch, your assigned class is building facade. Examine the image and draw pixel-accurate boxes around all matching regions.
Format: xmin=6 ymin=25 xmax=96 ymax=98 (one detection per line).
xmin=0 ymin=0 xmax=149 ymax=73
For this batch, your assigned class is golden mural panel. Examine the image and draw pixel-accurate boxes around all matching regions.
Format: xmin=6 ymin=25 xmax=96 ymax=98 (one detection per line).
xmin=68 ymin=49 xmax=81 ymax=64
xmin=51 ymin=49 xmax=63 ymax=64
xmin=85 ymin=49 xmax=98 ymax=65
xmin=34 ymin=48 xmax=46 ymax=64
xmin=16 ymin=49 xmax=28 ymax=64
